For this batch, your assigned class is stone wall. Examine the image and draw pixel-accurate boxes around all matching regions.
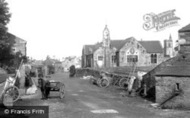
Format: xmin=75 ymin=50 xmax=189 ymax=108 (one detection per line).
xmin=141 ymin=56 xmax=176 ymax=99
xmin=156 ymin=76 xmax=190 ymax=109
xmin=13 ymin=37 xmax=27 ymax=56
xmin=93 ymin=47 xmax=116 ymax=68
xmin=13 ymin=43 xmax=26 ymax=56
xmin=93 ymin=47 xmax=104 ymax=68
xmin=119 ymin=39 xmax=164 ymax=67
xmin=119 ymin=39 xmax=144 ymax=66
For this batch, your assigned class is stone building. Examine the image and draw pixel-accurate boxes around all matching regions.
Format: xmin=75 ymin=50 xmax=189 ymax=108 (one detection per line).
xmin=82 ymin=25 xmax=173 ymax=68
xmin=8 ymin=33 xmax=27 ymax=56
xmin=155 ymin=59 xmax=190 ymax=108
xmin=142 ymin=23 xmax=190 ymax=108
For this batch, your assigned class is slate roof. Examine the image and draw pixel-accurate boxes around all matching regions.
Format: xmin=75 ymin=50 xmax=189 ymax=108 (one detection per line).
xmin=110 ymin=37 xmax=133 ymax=50
xmin=179 ymin=23 xmax=190 ymax=32
xmin=139 ymin=41 xmax=163 ymax=53
xmin=7 ymin=33 xmax=26 ymax=44
xmin=156 ymin=55 xmax=190 ymax=77
xmin=83 ymin=38 xmax=163 ymax=55
xmin=83 ymin=42 xmax=102 ymax=55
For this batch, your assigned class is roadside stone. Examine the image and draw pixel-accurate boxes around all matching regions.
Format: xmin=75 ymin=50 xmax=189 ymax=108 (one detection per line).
xmin=3 ymin=94 xmax=13 ymax=107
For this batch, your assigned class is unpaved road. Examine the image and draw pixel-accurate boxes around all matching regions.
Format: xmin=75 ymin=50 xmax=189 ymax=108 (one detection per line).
xmin=1 ymin=72 xmax=190 ymax=118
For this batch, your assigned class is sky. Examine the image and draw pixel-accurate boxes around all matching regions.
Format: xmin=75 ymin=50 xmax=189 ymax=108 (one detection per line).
xmin=6 ymin=0 xmax=190 ymax=60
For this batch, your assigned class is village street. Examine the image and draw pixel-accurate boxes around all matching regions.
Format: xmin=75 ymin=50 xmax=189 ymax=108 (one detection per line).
xmin=1 ymin=72 xmax=190 ymax=118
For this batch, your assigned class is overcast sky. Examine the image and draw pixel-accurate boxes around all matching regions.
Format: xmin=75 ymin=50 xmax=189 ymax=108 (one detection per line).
xmin=7 ymin=0 xmax=190 ymax=60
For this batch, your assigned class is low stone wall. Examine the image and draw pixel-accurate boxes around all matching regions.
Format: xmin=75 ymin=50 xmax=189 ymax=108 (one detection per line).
xmin=156 ymin=76 xmax=190 ymax=109
xmin=75 ymin=68 xmax=101 ymax=78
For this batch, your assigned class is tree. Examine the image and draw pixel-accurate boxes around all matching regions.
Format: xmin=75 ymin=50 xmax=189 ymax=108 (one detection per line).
xmin=0 ymin=0 xmax=12 ymax=67
xmin=69 ymin=65 xmax=76 ymax=77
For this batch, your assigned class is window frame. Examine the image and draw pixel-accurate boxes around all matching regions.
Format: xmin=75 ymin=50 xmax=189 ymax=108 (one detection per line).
xmin=151 ymin=54 xmax=157 ymax=64
xmin=98 ymin=55 xmax=103 ymax=61
xmin=127 ymin=55 xmax=138 ymax=63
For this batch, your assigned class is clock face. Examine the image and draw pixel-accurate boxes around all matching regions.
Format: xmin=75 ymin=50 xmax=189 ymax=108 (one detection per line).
xmin=104 ymin=30 xmax=109 ymax=39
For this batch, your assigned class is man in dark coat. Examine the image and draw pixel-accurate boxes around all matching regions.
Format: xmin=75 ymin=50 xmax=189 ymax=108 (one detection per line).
xmin=38 ymin=75 xmax=51 ymax=99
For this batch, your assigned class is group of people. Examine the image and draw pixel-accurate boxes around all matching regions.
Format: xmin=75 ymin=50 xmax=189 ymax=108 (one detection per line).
xmin=14 ymin=64 xmax=50 ymax=97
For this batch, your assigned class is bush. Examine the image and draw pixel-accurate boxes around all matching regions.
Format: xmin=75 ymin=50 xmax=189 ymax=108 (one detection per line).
xmin=48 ymin=65 xmax=55 ymax=74
xmin=69 ymin=65 xmax=76 ymax=77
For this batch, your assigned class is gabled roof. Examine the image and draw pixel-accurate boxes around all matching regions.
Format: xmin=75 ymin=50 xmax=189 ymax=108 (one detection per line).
xmin=179 ymin=23 xmax=190 ymax=32
xmin=7 ymin=33 xmax=26 ymax=44
xmin=156 ymin=54 xmax=190 ymax=77
xmin=83 ymin=38 xmax=133 ymax=55
xmin=110 ymin=37 xmax=133 ymax=50
xmin=83 ymin=42 xmax=102 ymax=55
xmin=156 ymin=65 xmax=190 ymax=77
xmin=139 ymin=41 xmax=163 ymax=53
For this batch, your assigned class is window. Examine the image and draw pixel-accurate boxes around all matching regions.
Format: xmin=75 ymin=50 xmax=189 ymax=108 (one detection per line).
xmin=151 ymin=54 xmax=157 ymax=64
xmin=127 ymin=55 xmax=138 ymax=63
xmin=98 ymin=56 xmax=103 ymax=61
xmin=112 ymin=55 xmax=116 ymax=63
xmin=137 ymin=44 xmax=140 ymax=49
xmin=175 ymin=83 xmax=180 ymax=91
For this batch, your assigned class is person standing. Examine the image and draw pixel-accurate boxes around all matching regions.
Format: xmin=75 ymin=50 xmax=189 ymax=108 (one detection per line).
xmin=25 ymin=71 xmax=32 ymax=94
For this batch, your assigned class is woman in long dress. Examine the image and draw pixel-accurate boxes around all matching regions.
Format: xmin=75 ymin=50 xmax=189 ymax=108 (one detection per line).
xmin=24 ymin=71 xmax=32 ymax=94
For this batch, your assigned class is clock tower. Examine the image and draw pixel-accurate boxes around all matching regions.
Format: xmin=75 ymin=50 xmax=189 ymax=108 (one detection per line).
xmin=103 ymin=25 xmax=110 ymax=48
xmin=102 ymin=25 xmax=111 ymax=68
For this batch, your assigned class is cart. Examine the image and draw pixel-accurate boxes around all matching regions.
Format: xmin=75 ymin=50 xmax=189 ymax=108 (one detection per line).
xmin=1 ymin=76 xmax=20 ymax=106
xmin=47 ymin=80 xmax=65 ymax=99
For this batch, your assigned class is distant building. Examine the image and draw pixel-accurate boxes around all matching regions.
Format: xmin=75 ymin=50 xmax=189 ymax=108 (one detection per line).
xmin=62 ymin=56 xmax=81 ymax=71
xmin=8 ymin=33 xmax=27 ymax=56
xmin=82 ymin=25 xmax=173 ymax=68
xmin=164 ymin=34 xmax=174 ymax=58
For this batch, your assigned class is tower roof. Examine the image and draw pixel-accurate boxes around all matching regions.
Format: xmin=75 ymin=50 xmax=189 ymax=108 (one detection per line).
xmin=169 ymin=34 xmax=172 ymax=41
xmin=103 ymin=25 xmax=109 ymax=32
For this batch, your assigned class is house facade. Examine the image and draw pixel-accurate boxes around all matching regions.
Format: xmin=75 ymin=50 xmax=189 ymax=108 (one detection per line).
xmin=82 ymin=25 xmax=173 ymax=68
xmin=8 ymin=33 xmax=27 ymax=56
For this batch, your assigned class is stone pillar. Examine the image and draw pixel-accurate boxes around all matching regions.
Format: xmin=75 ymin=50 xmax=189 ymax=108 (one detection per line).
xmin=104 ymin=48 xmax=110 ymax=68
